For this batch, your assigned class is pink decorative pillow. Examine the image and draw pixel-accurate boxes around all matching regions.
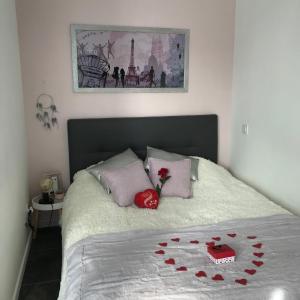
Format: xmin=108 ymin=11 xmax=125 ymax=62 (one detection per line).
xmin=148 ymin=158 xmax=192 ymax=198
xmin=101 ymin=160 xmax=153 ymax=207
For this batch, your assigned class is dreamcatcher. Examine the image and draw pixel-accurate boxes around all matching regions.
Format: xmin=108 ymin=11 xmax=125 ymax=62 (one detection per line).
xmin=35 ymin=93 xmax=58 ymax=129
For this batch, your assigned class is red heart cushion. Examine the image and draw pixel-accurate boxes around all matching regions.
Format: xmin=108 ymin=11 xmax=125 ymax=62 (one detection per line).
xmin=135 ymin=189 xmax=159 ymax=209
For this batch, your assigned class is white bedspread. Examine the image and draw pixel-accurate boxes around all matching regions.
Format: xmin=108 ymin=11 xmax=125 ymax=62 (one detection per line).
xmin=59 ymin=158 xmax=289 ymax=299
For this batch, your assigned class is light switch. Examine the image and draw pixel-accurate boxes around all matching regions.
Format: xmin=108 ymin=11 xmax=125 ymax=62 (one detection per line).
xmin=242 ymin=123 xmax=249 ymax=135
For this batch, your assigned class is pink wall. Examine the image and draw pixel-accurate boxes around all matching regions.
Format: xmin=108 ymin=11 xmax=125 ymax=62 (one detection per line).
xmin=16 ymin=0 xmax=235 ymax=196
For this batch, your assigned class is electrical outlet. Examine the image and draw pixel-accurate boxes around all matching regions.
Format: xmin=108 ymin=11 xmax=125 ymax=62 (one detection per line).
xmin=242 ymin=123 xmax=249 ymax=135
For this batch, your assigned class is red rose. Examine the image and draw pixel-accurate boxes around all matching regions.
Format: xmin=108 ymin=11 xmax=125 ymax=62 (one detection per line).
xmin=158 ymin=168 xmax=169 ymax=179
xmin=156 ymin=168 xmax=171 ymax=197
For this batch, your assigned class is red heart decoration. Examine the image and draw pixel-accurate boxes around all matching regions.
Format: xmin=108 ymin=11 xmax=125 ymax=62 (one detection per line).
xmin=171 ymin=238 xmax=180 ymax=242
xmin=165 ymin=258 xmax=175 ymax=265
xmin=235 ymin=278 xmax=247 ymax=285
xmin=212 ymin=237 xmax=221 ymax=241
xmin=155 ymin=250 xmax=165 ymax=255
xmin=252 ymin=243 xmax=262 ymax=249
xmin=212 ymin=274 xmax=224 ymax=281
xmin=176 ymin=266 xmax=187 ymax=271
xmin=190 ymin=240 xmax=199 ymax=244
xmin=134 ymin=189 xmax=159 ymax=209
xmin=227 ymin=233 xmax=236 ymax=238
xmin=206 ymin=241 xmax=215 ymax=247
xmin=253 ymin=252 xmax=264 ymax=258
xmin=245 ymin=269 xmax=256 ymax=275
xmin=159 ymin=242 xmax=168 ymax=247
xmin=195 ymin=271 xmax=207 ymax=278
xmin=252 ymin=260 xmax=264 ymax=267
xmin=247 ymin=236 xmax=257 ymax=239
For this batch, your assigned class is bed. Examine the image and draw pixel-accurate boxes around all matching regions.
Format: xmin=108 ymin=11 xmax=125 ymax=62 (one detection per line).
xmin=59 ymin=115 xmax=300 ymax=300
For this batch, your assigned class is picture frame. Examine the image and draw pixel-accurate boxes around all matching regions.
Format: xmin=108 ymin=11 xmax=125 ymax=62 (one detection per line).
xmin=43 ymin=172 xmax=63 ymax=193
xmin=71 ymin=24 xmax=189 ymax=93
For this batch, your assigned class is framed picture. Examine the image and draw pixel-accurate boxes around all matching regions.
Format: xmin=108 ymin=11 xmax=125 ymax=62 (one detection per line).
xmin=43 ymin=172 xmax=63 ymax=193
xmin=71 ymin=24 xmax=189 ymax=93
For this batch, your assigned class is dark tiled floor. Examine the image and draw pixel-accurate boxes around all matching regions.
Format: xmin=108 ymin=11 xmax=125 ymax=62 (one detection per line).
xmin=19 ymin=227 xmax=62 ymax=300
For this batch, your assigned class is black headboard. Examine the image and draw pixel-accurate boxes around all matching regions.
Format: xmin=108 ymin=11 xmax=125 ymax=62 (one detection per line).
xmin=68 ymin=115 xmax=218 ymax=181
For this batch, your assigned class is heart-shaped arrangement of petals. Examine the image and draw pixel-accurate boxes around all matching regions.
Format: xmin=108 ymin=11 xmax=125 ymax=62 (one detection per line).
xmin=135 ymin=189 xmax=159 ymax=209
xmin=155 ymin=233 xmax=265 ymax=287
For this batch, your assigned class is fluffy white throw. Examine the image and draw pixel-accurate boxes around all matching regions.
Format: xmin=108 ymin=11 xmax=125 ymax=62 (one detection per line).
xmin=61 ymin=158 xmax=288 ymax=250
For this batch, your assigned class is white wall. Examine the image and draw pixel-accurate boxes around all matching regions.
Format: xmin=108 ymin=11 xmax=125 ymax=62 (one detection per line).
xmin=231 ymin=0 xmax=300 ymax=214
xmin=0 ymin=0 xmax=29 ymax=298
xmin=16 ymin=0 xmax=235 ymax=196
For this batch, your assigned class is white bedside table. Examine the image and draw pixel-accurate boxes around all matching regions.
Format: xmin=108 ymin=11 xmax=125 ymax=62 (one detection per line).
xmin=31 ymin=195 xmax=64 ymax=239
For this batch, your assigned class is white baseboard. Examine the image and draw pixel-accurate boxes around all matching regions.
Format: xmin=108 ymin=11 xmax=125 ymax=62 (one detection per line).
xmin=13 ymin=230 xmax=32 ymax=300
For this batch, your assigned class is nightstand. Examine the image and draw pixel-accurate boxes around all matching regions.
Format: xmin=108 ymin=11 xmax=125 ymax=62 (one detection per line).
xmin=31 ymin=195 xmax=64 ymax=239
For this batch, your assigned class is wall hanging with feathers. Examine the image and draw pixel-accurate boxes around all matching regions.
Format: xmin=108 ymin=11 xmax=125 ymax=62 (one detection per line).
xmin=35 ymin=93 xmax=58 ymax=129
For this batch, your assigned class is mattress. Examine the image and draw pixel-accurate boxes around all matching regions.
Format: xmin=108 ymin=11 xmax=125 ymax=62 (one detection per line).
xmin=59 ymin=158 xmax=289 ymax=299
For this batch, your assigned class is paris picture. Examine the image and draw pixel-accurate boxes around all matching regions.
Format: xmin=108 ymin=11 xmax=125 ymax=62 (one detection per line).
xmin=71 ymin=25 xmax=189 ymax=93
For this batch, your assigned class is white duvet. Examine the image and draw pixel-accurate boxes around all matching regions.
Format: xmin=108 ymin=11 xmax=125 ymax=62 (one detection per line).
xmin=61 ymin=158 xmax=288 ymax=251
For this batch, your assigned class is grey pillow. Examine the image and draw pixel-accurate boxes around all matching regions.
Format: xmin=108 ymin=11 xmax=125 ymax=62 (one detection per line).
xmin=101 ymin=160 xmax=154 ymax=207
xmin=86 ymin=148 xmax=139 ymax=192
xmin=145 ymin=146 xmax=199 ymax=180
xmin=86 ymin=161 xmax=103 ymax=182
xmin=148 ymin=157 xmax=192 ymax=198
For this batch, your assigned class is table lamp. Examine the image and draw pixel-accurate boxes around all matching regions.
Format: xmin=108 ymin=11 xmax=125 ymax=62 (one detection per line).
xmin=39 ymin=177 xmax=54 ymax=204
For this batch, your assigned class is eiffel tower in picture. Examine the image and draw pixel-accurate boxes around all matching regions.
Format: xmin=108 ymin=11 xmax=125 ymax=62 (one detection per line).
xmin=126 ymin=38 xmax=139 ymax=86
